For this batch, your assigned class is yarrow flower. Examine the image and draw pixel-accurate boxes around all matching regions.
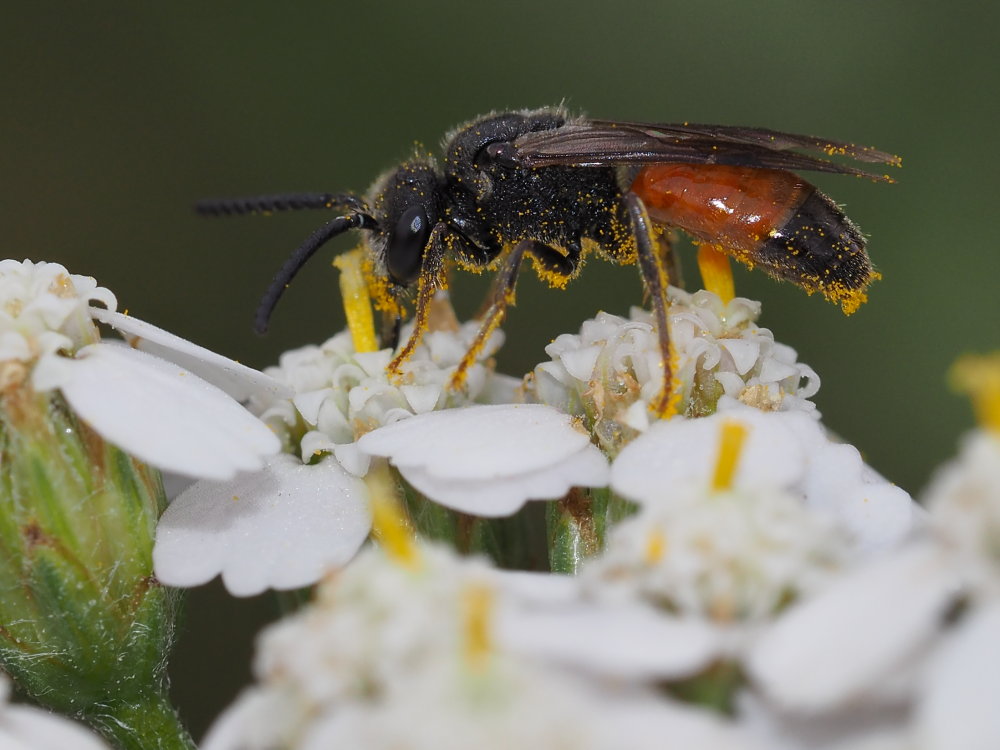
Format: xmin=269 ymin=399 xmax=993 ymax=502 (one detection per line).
xmin=202 ymin=540 xmax=758 ymax=750
xmin=525 ymin=289 xmax=819 ymax=455
xmin=155 ymin=297 xmax=608 ymax=595
xmin=737 ymin=355 xmax=1000 ymax=749
xmin=0 ymin=258 xmax=285 ymax=748
xmin=0 ymin=259 xmax=281 ymax=480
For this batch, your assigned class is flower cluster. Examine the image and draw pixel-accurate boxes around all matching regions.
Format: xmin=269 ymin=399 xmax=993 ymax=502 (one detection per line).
xmin=5 ymin=256 xmax=994 ymax=750
xmin=526 ymin=290 xmax=819 ymax=454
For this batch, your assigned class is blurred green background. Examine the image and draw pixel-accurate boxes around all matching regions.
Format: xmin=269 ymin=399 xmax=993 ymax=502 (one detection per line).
xmin=3 ymin=1 xmax=996 ymax=739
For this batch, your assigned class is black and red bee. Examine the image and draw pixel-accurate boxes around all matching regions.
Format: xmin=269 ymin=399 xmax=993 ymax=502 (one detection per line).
xmin=197 ymin=106 xmax=899 ymax=414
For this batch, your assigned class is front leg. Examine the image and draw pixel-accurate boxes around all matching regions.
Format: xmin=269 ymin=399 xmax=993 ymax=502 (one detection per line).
xmin=387 ymin=223 xmax=449 ymax=378
xmin=625 ymin=192 xmax=679 ymax=419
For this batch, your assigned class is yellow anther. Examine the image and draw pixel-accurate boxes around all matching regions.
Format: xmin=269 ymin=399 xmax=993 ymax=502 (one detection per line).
xmin=697 ymin=245 xmax=735 ymax=304
xmin=950 ymin=353 xmax=1000 ymax=435
xmin=333 ymin=247 xmax=378 ymax=354
xmin=711 ymin=419 xmax=750 ymax=492
xmin=365 ymin=460 xmax=421 ymax=569
xmin=461 ymin=582 xmax=494 ymax=671
xmin=644 ymin=528 xmax=667 ymax=564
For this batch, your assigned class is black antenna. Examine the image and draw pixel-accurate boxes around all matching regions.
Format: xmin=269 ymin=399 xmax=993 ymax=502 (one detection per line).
xmin=195 ymin=192 xmax=365 ymax=217
xmin=254 ymin=212 xmax=376 ymax=334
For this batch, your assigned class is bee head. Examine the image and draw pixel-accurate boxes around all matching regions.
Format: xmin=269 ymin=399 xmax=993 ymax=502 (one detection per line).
xmin=366 ymin=159 xmax=443 ymax=287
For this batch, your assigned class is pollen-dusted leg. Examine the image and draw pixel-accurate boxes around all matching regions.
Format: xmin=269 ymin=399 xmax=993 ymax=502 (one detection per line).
xmin=448 ymin=239 xmax=576 ymax=391
xmin=387 ymin=223 xmax=449 ymax=379
xmin=625 ymin=192 xmax=679 ymax=418
xmin=447 ymin=239 xmax=531 ymax=391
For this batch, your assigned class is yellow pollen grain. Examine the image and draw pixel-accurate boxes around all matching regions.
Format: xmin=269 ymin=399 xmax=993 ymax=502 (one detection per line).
xmin=366 ymin=461 xmax=421 ymax=569
xmin=333 ymin=247 xmax=378 ymax=354
xmin=48 ymin=273 xmax=76 ymax=299
xmin=644 ymin=528 xmax=667 ymax=564
xmin=461 ymin=582 xmax=495 ymax=671
xmin=711 ymin=419 xmax=750 ymax=492
xmin=950 ymin=353 xmax=1000 ymax=434
xmin=697 ymin=245 xmax=735 ymax=303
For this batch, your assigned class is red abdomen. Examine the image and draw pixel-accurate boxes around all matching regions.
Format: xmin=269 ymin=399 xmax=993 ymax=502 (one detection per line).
xmin=630 ymin=164 xmax=812 ymax=252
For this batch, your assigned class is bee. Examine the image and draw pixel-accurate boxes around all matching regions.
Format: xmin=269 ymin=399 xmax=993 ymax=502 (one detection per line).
xmin=197 ymin=106 xmax=899 ymax=415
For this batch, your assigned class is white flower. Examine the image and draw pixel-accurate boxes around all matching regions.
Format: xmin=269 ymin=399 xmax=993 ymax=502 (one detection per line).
xmin=610 ymin=408 xmax=917 ymax=555
xmin=0 ymin=259 xmax=282 ymax=480
xmin=202 ymin=543 xmax=761 ymax=750
xmin=249 ymin=317 xmax=507 ymax=460
xmin=744 ymin=426 xmax=1000 ymax=740
xmin=155 ymin=310 xmax=607 ymax=594
xmin=0 ymin=676 xmax=110 ymax=750
xmin=525 ymin=290 xmax=819 ymax=453
xmin=357 ymin=404 xmax=608 ymax=517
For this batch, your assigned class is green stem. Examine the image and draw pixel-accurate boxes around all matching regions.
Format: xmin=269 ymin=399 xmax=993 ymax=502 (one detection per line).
xmin=85 ymin=690 xmax=196 ymax=750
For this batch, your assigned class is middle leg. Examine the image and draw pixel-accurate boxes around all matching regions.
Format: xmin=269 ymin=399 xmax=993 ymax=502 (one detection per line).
xmin=449 ymin=239 xmax=576 ymax=391
xmin=625 ymin=192 xmax=679 ymax=418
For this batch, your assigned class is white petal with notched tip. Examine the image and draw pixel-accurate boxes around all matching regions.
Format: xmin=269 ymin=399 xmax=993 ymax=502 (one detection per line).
xmin=154 ymin=454 xmax=371 ymax=596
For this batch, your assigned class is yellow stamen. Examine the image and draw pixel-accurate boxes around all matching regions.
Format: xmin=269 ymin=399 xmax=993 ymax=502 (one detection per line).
xmin=461 ymin=582 xmax=494 ymax=671
xmin=950 ymin=353 xmax=1000 ymax=434
xmin=711 ymin=419 xmax=750 ymax=492
xmin=697 ymin=245 xmax=735 ymax=304
xmin=333 ymin=247 xmax=378 ymax=354
xmin=365 ymin=460 xmax=421 ymax=569
xmin=644 ymin=528 xmax=667 ymax=564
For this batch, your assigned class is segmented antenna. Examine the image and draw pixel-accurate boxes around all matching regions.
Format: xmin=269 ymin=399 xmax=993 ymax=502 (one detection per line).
xmin=195 ymin=192 xmax=365 ymax=217
xmin=254 ymin=212 xmax=377 ymax=334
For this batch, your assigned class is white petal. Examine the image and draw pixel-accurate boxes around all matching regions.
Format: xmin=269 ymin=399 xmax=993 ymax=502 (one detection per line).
xmin=748 ymin=543 xmax=959 ymax=712
xmin=154 ymin=454 xmax=371 ymax=596
xmin=293 ymin=388 xmax=335 ymax=426
xmin=400 ymin=384 xmax=442 ymax=414
xmin=806 ymin=443 xmax=917 ymax=554
xmin=499 ymin=602 xmax=721 ymax=680
xmin=59 ymin=344 xmax=279 ymax=480
xmin=918 ymin=602 xmax=1000 ymax=750
xmin=357 ymin=404 xmax=593 ymax=481
xmin=3 ymin=705 xmax=111 ymax=750
xmin=720 ymin=338 xmax=760 ymax=376
xmin=397 ymin=442 xmax=609 ymax=516
xmin=90 ymin=307 xmax=292 ymax=402
xmin=612 ymin=411 xmax=805 ymax=505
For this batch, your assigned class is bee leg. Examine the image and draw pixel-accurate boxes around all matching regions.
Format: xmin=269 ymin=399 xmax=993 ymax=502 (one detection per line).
xmin=447 ymin=239 xmax=536 ymax=392
xmin=387 ymin=223 xmax=449 ymax=378
xmin=625 ymin=193 xmax=679 ymax=418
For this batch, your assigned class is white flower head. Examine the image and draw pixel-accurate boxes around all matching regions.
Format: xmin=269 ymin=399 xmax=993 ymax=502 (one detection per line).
xmin=0 ymin=259 xmax=281 ymax=480
xmin=587 ymin=481 xmax=849 ymax=625
xmin=525 ymin=289 xmax=819 ymax=454
xmin=611 ymin=408 xmax=917 ymax=556
xmin=250 ymin=315 xmax=507 ymax=466
xmin=203 ymin=542 xmax=760 ymax=750
xmin=156 ymin=299 xmax=607 ymax=594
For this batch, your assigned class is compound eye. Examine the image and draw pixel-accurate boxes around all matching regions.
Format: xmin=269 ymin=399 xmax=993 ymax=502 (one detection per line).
xmin=387 ymin=205 xmax=430 ymax=285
